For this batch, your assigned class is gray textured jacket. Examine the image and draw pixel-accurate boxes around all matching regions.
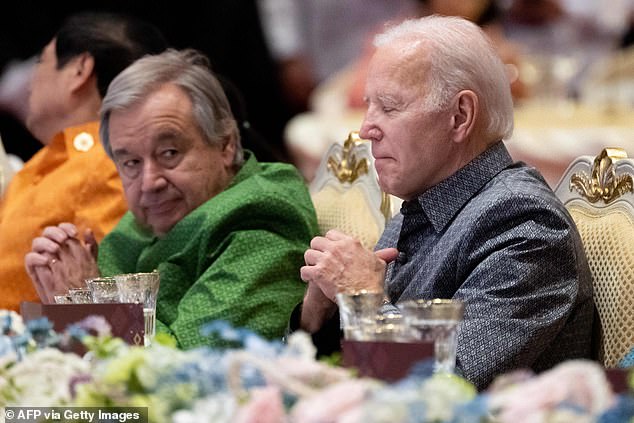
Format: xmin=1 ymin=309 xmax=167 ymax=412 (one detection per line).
xmin=378 ymin=141 xmax=594 ymax=389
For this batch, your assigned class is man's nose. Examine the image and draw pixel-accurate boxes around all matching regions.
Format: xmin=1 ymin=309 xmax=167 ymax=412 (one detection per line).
xmin=359 ymin=115 xmax=381 ymax=142
xmin=359 ymin=113 xmax=371 ymax=139
xmin=140 ymin=162 xmax=168 ymax=192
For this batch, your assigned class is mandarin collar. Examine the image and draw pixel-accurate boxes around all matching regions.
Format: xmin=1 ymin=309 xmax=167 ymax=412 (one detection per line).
xmin=48 ymin=121 xmax=101 ymax=157
xmin=226 ymin=150 xmax=258 ymax=189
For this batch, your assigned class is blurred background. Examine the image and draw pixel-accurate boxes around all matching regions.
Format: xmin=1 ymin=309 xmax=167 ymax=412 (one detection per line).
xmin=1 ymin=0 xmax=632 ymax=188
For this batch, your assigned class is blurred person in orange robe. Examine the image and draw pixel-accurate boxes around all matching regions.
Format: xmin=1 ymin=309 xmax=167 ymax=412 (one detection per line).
xmin=0 ymin=11 xmax=167 ymax=311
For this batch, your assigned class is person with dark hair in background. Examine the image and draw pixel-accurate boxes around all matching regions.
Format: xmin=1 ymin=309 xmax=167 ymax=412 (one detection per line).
xmin=0 ymin=11 xmax=167 ymax=311
xmin=1 ymin=2 xmax=296 ymax=167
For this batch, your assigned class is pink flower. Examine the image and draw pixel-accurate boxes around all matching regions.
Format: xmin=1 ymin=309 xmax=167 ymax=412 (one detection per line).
xmin=234 ymin=386 xmax=285 ymax=423
xmin=488 ymin=360 xmax=616 ymax=423
xmin=272 ymin=356 xmax=351 ymax=388
xmin=290 ymin=379 xmax=381 ymax=423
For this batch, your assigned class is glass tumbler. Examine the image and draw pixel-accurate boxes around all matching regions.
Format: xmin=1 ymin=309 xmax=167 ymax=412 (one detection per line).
xmin=53 ymin=294 xmax=73 ymax=304
xmin=86 ymin=277 xmax=120 ymax=303
xmin=68 ymin=287 xmax=93 ymax=304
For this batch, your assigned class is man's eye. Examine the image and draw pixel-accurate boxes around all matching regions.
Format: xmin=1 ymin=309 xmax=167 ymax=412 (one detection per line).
xmin=123 ymin=159 xmax=140 ymax=168
xmin=161 ymin=149 xmax=178 ymax=158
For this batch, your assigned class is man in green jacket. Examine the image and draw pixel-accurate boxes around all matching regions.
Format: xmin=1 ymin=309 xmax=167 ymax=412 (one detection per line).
xmin=25 ymin=49 xmax=318 ymax=349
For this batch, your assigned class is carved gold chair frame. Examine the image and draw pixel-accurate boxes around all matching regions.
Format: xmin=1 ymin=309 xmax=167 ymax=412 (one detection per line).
xmin=555 ymin=147 xmax=634 ymax=367
xmin=310 ymin=131 xmax=394 ymax=248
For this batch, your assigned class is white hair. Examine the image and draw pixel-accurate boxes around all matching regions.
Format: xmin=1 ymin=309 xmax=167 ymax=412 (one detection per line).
xmin=375 ymin=15 xmax=514 ymax=141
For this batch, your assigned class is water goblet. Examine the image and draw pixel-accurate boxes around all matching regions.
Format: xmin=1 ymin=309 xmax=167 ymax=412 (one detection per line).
xmin=114 ymin=271 xmax=160 ymax=346
xmin=335 ymin=290 xmax=384 ymax=341
xmin=398 ymin=298 xmax=465 ymax=374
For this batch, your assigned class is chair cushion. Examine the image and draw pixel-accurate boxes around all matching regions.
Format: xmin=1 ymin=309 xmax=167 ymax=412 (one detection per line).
xmin=568 ymin=201 xmax=634 ymax=367
xmin=311 ymin=184 xmax=381 ymax=249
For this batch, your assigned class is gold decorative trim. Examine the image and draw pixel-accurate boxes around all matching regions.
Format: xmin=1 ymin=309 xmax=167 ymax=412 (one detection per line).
xmin=380 ymin=192 xmax=392 ymax=222
xmin=570 ymin=148 xmax=634 ymax=204
xmin=133 ymin=332 xmax=143 ymax=346
xmin=327 ymin=131 xmax=369 ymax=184
xmin=326 ymin=131 xmax=393 ymax=222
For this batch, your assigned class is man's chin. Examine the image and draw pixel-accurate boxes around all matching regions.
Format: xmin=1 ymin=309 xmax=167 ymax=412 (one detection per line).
xmin=132 ymin=214 xmax=177 ymax=237
xmin=149 ymin=219 xmax=178 ymax=237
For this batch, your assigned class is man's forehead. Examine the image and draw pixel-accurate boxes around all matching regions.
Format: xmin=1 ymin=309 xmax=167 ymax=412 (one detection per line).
xmin=370 ymin=44 xmax=429 ymax=89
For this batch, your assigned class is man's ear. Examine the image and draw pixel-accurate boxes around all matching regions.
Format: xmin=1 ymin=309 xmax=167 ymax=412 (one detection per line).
xmin=67 ymin=52 xmax=96 ymax=93
xmin=220 ymin=133 xmax=237 ymax=168
xmin=449 ymin=90 xmax=478 ymax=143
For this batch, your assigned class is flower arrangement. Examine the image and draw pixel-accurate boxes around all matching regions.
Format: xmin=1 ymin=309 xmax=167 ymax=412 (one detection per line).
xmin=0 ymin=311 xmax=633 ymax=423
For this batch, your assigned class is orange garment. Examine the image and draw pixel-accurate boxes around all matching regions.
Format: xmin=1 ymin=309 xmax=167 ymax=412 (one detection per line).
xmin=0 ymin=121 xmax=126 ymax=311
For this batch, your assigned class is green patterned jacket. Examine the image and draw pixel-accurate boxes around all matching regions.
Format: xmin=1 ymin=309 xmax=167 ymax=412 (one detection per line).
xmin=98 ymin=153 xmax=318 ymax=348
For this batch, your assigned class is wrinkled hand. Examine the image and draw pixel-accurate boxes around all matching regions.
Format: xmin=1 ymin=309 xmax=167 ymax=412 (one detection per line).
xmin=299 ymin=230 xmax=398 ymax=333
xmin=25 ymin=223 xmax=99 ymax=304
xmin=301 ymin=230 xmax=398 ymax=301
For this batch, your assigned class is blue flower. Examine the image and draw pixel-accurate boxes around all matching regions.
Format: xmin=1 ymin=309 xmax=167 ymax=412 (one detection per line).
xmin=25 ymin=317 xmax=58 ymax=349
xmin=1 ymin=314 xmax=12 ymax=335
xmin=619 ymin=349 xmax=634 ymax=369
xmin=598 ymin=395 xmax=634 ymax=423
xmin=200 ymin=320 xmax=250 ymax=344
xmin=165 ymin=349 xmax=229 ymax=396
xmin=66 ymin=324 xmax=89 ymax=341
xmin=0 ymin=335 xmax=14 ymax=357
xmin=26 ymin=317 xmax=54 ymax=334
xmin=451 ymin=394 xmax=492 ymax=423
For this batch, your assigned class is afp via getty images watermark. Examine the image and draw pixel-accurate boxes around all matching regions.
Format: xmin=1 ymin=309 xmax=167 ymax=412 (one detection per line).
xmin=4 ymin=407 xmax=148 ymax=423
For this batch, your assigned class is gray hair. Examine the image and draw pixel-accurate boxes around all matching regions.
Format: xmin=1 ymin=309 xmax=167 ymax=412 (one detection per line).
xmin=100 ymin=48 xmax=243 ymax=165
xmin=375 ymin=15 xmax=514 ymax=141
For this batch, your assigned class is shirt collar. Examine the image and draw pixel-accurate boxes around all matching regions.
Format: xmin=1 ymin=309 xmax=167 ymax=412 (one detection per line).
xmin=48 ymin=121 xmax=101 ymax=157
xmin=412 ymin=141 xmax=513 ymax=232
xmin=227 ymin=150 xmax=257 ymax=188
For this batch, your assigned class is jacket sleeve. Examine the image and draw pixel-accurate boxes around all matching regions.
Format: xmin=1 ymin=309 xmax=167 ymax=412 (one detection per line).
xmin=158 ymin=226 xmax=309 ymax=349
xmin=453 ymin=194 xmax=593 ymax=389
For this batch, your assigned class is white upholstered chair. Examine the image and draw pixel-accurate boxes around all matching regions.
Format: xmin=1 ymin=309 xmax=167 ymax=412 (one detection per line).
xmin=554 ymin=147 xmax=634 ymax=367
xmin=309 ymin=131 xmax=394 ymax=249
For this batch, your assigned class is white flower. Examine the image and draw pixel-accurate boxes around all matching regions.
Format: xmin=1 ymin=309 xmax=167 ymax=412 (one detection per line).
xmin=0 ymin=348 xmax=89 ymax=407
xmin=282 ymin=331 xmax=317 ymax=360
xmin=171 ymin=392 xmax=237 ymax=423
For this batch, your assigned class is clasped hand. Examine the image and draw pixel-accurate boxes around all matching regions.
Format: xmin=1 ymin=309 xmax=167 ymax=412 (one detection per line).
xmin=301 ymin=229 xmax=398 ymax=301
xmin=298 ymin=229 xmax=398 ymax=332
xmin=25 ymin=223 xmax=99 ymax=304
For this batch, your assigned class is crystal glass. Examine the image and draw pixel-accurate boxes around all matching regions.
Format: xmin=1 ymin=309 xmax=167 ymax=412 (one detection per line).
xmin=372 ymin=312 xmax=411 ymax=342
xmin=53 ymin=294 xmax=73 ymax=304
xmin=398 ymin=299 xmax=465 ymax=374
xmin=335 ymin=290 xmax=384 ymax=341
xmin=68 ymin=287 xmax=93 ymax=304
xmin=86 ymin=277 xmax=119 ymax=303
xmin=114 ymin=271 xmax=160 ymax=346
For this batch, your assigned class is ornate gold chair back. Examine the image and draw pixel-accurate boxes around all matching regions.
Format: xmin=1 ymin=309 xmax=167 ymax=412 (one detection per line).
xmin=309 ymin=131 xmax=393 ymax=249
xmin=554 ymin=147 xmax=634 ymax=367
